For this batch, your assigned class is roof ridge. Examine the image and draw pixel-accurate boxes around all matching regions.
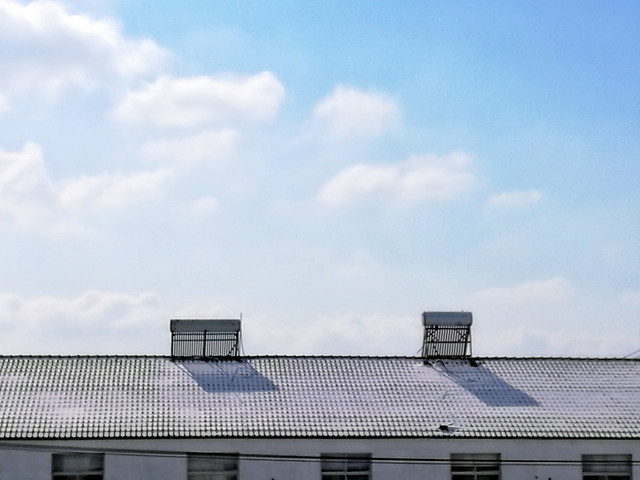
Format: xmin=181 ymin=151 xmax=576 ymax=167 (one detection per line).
xmin=0 ymin=354 xmax=637 ymax=361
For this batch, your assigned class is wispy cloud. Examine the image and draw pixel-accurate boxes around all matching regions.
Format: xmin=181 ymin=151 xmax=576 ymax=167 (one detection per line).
xmin=487 ymin=189 xmax=543 ymax=208
xmin=620 ymin=290 xmax=640 ymax=305
xmin=141 ymin=128 xmax=239 ymax=165
xmin=0 ymin=0 xmax=167 ymax=104
xmin=0 ymin=291 xmax=167 ymax=354
xmin=312 ymin=85 xmax=400 ymax=139
xmin=0 ymin=142 xmax=61 ymax=229
xmin=188 ymin=196 xmax=220 ymax=216
xmin=317 ymin=152 xmax=474 ymax=207
xmin=59 ymin=168 xmax=171 ymax=208
xmin=0 ymin=93 xmax=8 ymax=114
xmin=471 ymin=277 xmax=591 ymax=355
xmin=244 ymin=311 xmax=420 ymax=355
xmin=0 ymin=143 xmax=172 ymax=232
xmin=474 ymin=276 xmax=575 ymax=304
xmin=476 ymin=325 xmax=637 ymax=357
xmin=113 ymin=72 xmax=285 ymax=128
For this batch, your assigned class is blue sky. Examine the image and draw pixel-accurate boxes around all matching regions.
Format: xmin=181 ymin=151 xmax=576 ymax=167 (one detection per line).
xmin=0 ymin=0 xmax=639 ymax=357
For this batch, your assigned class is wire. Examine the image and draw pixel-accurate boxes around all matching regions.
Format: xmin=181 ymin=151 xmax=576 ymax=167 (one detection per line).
xmin=0 ymin=442 xmax=637 ymax=466
xmin=623 ymin=347 xmax=640 ymax=358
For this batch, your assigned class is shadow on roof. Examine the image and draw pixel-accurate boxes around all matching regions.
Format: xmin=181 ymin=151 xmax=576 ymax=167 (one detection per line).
xmin=431 ymin=361 xmax=539 ymax=407
xmin=178 ymin=360 xmax=279 ymax=393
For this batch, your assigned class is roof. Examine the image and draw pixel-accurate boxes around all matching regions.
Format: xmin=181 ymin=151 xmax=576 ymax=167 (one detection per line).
xmin=0 ymin=355 xmax=639 ymax=440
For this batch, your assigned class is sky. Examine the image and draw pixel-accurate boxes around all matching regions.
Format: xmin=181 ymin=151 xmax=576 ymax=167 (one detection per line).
xmin=0 ymin=0 xmax=639 ymax=357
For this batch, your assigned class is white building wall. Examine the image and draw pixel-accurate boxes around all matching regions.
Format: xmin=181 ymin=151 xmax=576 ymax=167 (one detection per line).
xmin=0 ymin=437 xmax=637 ymax=480
xmin=0 ymin=448 xmax=50 ymax=480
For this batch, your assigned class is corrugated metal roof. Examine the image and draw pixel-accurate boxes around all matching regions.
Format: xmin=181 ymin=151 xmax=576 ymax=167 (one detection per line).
xmin=0 ymin=356 xmax=638 ymax=440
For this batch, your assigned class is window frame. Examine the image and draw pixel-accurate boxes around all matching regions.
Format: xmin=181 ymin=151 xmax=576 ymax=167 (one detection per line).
xmin=321 ymin=453 xmax=371 ymax=480
xmin=582 ymin=454 xmax=632 ymax=480
xmin=51 ymin=452 xmax=104 ymax=480
xmin=451 ymin=453 xmax=501 ymax=480
xmin=187 ymin=453 xmax=239 ymax=480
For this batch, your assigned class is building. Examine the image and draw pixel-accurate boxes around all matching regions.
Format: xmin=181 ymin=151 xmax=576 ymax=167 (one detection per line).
xmin=0 ymin=313 xmax=638 ymax=480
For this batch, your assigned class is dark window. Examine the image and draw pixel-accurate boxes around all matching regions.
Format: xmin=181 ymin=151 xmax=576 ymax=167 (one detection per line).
xmin=188 ymin=453 xmax=239 ymax=480
xmin=321 ymin=454 xmax=371 ymax=480
xmin=583 ymin=454 xmax=632 ymax=480
xmin=451 ymin=453 xmax=500 ymax=480
xmin=52 ymin=453 xmax=103 ymax=480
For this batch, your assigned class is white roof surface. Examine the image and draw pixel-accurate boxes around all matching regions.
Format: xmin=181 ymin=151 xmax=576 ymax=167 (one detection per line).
xmin=0 ymin=356 xmax=638 ymax=440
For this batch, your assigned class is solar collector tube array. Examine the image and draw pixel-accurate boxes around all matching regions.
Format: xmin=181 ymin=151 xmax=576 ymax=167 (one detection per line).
xmin=421 ymin=311 xmax=472 ymax=359
xmin=170 ymin=319 xmax=241 ymax=358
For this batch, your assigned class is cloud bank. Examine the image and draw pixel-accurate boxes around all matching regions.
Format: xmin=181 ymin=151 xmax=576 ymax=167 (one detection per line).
xmin=0 ymin=291 xmax=166 ymax=354
xmin=318 ymin=152 xmax=474 ymax=207
xmin=0 ymin=143 xmax=171 ymax=232
xmin=0 ymin=0 xmax=167 ymax=104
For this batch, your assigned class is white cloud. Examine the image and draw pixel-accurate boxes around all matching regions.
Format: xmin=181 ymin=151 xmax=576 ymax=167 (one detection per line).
xmin=474 ymin=276 xmax=575 ymax=304
xmin=475 ymin=324 xmax=637 ymax=357
xmin=488 ymin=189 xmax=543 ymax=208
xmin=59 ymin=168 xmax=171 ymax=208
xmin=620 ymin=290 xmax=640 ymax=305
xmin=0 ymin=143 xmax=174 ymax=233
xmin=317 ymin=151 xmax=474 ymax=207
xmin=0 ymin=0 xmax=167 ymax=103
xmin=465 ymin=277 xmax=634 ymax=356
xmin=173 ymin=302 xmax=240 ymax=319
xmin=0 ymin=93 xmax=8 ymax=114
xmin=244 ymin=312 xmax=421 ymax=356
xmin=0 ymin=291 xmax=167 ymax=354
xmin=0 ymin=142 xmax=60 ymax=228
xmin=141 ymin=128 xmax=240 ymax=165
xmin=333 ymin=249 xmax=376 ymax=277
xmin=313 ymin=85 xmax=400 ymax=139
xmin=188 ymin=196 xmax=220 ymax=215
xmin=0 ymin=290 xmax=635 ymax=357
xmin=113 ymin=72 xmax=285 ymax=128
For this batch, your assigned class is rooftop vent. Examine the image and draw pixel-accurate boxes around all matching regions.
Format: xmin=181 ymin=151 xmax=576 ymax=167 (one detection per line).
xmin=421 ymin=311 xmax=472 ymax=359
xmin=170 ymin=319 xmax=242 ymax=358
